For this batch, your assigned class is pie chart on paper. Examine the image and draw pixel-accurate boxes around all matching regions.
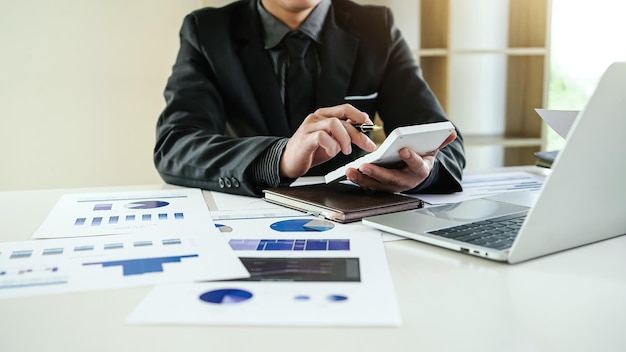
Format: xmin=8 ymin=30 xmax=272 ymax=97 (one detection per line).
xmin=215 ymin=224 xmax=233 ymax=233
xmin=199 ymin=289 xmax=253 ymax=304
xmin=270 ymin=219 xmax=335 ymax=232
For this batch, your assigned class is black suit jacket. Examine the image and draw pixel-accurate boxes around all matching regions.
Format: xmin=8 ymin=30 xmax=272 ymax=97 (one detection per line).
xmin=154 ymin=0 xmax=465 ymax=196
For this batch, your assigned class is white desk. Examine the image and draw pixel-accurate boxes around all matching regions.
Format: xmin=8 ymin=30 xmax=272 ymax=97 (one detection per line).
xmin=1 ymin=180 xmax=625 ymax=352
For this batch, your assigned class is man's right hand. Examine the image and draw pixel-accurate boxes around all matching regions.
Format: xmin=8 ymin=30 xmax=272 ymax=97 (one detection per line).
xmin=279 ymin=104 xmax=377 ymax=179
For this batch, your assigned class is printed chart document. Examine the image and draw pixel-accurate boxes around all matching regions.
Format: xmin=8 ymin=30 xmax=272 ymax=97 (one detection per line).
xmin=211 ymin=182 xmax=404 ymax=242
xmin=33 ymin=188 xmax=215 ymax=239
xmin=128 ymin=215 xmax=401 ymax=327
xmin=414 ymin=171 xmax=546 ymax=205
xmin=0 ymin=233 xmax=249 ymax=299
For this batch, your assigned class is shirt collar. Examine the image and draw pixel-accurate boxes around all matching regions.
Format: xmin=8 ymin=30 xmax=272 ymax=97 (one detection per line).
xmin=257 ymin=0 xmax=330 ymax=49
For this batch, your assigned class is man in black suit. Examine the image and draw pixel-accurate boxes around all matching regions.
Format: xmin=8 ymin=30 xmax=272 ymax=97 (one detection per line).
xmin=154 ymin=0 xmax=465 ymax=197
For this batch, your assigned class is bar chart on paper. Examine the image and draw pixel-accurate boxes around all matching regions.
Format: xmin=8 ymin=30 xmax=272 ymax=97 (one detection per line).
xmin=126 ymin=231 xmax=401 ymax=327
xmin=83 ymin=255 xmax=200 ymax=276
xmin=0 ymin=233 xmax=248 ymax=299
xmin=33 ymin=189 xmax=215 ymax=239
xmin=71 ymin=196 xmax=184 ymax=229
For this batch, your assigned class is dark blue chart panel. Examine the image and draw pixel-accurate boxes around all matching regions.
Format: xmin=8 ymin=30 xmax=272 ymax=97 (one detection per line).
xmin=199 ymin=289 xmax=253 ymax=304
xmin=270 ymin=219 xmax=334 ymax=232
xmin=82 ymin=254 xmax=198 ymax=276
xmin=238 ymin=257 xmax=361 ymax=282
xmin=229 ymin=239 xmax=350 ymax=251
xmin=124 ymin=200 xmax=170 ymax=209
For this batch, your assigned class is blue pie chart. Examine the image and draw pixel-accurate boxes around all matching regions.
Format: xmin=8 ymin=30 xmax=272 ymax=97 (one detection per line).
xmin=125 ymin=200 xmax=170 ymax=209
xmin=215 ymin=224 xmax=233 ymax=233
xmin=270 ymin=219 xmax=334 ymax=232
xmin=199 ymin=289 xmax=253 ymax=304
xmin=327 ymin=294 xmax=349 ymax=302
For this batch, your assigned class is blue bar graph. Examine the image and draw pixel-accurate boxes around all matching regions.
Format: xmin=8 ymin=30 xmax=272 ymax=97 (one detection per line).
xmin=43 ymin=248 xmax=64 ymax=256
xmin=162 ymin=239 xmax=182 ymax=245
xmin=82 ymin=254 xmax=199 ymax=276
xmin=104 ymin=243 xmax=123 ymax=250
xmin=91 ymin=217 xmax=102 ymax=226
xmin=73 ymin=213 xmax=185 ymax=227
xmin=133 ymin=241 xmax=153 ymax=247
xmin=229 ymin=239 xmax=350 ymax=251
xmin=10 ymin=250 xmax=33 ymax=259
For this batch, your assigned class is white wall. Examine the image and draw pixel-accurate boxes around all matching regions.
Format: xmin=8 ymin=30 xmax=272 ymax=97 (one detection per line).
xmin=0 ymin=0 xmax=422 ymax=191
xmin=0 ymin=0 xmax=203 ymax=191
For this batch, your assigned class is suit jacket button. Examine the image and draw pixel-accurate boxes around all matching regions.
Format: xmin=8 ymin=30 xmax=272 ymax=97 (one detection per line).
xmin=218 ymin=177 xmax=225 ymax=188
xmin=224 ymin=177 xmax=232 ymax=188
xmin=231 ymin=177 xmax=240 ymax=188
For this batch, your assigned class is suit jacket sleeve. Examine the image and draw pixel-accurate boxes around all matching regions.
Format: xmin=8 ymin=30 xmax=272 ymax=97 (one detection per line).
xmin=154 ymin=13 xmax=280 ymax=197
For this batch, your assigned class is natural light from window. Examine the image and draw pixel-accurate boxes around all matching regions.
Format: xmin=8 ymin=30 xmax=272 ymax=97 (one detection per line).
xmin=547 ymin=0 xmax=626 ymax=150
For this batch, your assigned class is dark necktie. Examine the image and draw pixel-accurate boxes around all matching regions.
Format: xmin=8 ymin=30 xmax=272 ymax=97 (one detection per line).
xmin=283 ymin=32 xmax=314 ymax=132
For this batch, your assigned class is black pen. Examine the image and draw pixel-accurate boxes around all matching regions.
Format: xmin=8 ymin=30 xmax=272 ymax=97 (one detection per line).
xmin=352 ymin=124 xmax=383 ymax=132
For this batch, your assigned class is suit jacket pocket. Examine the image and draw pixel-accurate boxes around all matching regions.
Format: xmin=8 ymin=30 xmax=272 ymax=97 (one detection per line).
xmin=344 ymin=92 xmax=377 ymax=116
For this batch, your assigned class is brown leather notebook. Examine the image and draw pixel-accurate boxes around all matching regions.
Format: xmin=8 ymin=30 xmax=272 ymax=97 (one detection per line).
xmin=262 ymin=183 xmax=424 ymax=223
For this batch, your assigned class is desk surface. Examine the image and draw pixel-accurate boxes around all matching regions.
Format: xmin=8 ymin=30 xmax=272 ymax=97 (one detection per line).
xmin=1 ymin=177 xmax=625 ymax=352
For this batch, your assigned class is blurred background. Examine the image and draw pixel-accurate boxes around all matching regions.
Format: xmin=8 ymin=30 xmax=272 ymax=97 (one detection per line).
xmin=1 ymin=0 xmax=624 ymax=191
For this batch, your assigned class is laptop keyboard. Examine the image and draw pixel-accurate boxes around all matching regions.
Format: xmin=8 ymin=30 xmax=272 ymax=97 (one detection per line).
xmin=428 ymin=212 xmax=527 ymax=250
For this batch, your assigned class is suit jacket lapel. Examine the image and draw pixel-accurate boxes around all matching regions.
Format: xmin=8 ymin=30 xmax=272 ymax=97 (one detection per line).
xmin=233 ymin=2 xmax=359 ymax=135
xmin=236 ymin=2 xmax=291 ymax=137
xmin=317 ymin=6 xmax=360 ymax=108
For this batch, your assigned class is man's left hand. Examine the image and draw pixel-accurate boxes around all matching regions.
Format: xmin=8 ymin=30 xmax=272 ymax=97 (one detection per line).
xmin=345 ymin=130 xmax=457 ymax=193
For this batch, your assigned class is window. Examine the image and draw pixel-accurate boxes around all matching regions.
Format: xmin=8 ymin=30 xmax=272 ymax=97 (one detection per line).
xmin=547 ymin=0 xmax=626 ymax=150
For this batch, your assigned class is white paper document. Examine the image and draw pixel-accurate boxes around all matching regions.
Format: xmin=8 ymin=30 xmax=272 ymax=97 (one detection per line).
xmin=33 ymin=188 xmax=215 ymax=239
xmin=0 ymin=233 xmax=249 ymax=299
xmin=535 ymin=108 xmax=579 ymax=139
xmin=211 ymin=187 xmax=410 ymax=242
xmin=415 ymin=171 xmax=545 ymax=205
xmin=210 ymin=191 xmax=303 ymax=220
xmin=128 ymin=215 xmax=401 ymax=327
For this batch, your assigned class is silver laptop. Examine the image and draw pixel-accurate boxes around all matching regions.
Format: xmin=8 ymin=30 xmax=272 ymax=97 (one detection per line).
xmin=363 ymin=62 xmax=626 ymax=263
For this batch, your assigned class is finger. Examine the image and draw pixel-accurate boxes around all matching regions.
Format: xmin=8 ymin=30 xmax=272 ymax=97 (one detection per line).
xmin=303 ymin=130 xmax=343 ymax=158
xmin=346 ymin=167 xmax=408 ymax=193
xmin=321 ymin=118 xmax=354 ymax=155
xmin=438 ymin=129 xmax=457 ymax=149
xmin=310 ymin=117 xmax=376 ymax=155
xmin=352 ymin=149 xmax=432 ymax=192
xmin=399 ymin=147 xmax=431 ymax=178
xmin=340 ymin=120 xmax=377 ymax=153
xmin=345 ymin=167 xmax=381 ymax=191
xmin=314 ymin=104 xmax=373 ymax=125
